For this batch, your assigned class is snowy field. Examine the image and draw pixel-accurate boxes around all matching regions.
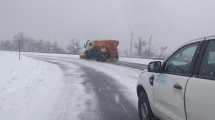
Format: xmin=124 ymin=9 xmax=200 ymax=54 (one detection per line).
xmin=0 ymin=51 xmax=94 ymax=120
xmin=0 ymin=51 xmax=62 ymax=120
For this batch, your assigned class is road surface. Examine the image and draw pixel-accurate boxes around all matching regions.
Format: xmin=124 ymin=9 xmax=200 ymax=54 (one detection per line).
xmin=31 ymin=55 xmax=141 ymax=120
xmin=26 ymin=54 xmax=147 ymax=70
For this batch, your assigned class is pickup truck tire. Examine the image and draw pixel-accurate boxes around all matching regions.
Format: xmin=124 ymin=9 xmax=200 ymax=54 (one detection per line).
xmin=138 ymin=91 xmax=153 ymax=120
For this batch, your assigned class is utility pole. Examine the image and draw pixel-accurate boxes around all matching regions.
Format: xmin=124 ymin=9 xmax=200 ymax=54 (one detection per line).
xmin=148 ymin=34 xmax=152 ymax=58
xmin=18 ymin=37 xmax=20 ymax=60
xmin=17 ymin=33 xmax=23 ymax=60
xmin=129 ymin=31 xmax=134 ymax=56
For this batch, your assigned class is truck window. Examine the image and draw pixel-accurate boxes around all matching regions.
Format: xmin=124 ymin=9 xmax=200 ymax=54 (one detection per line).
xmin=164 ymin=43 xmax=199 ymax=76
xmin=199 ymin=40 xmax=215 ymax=80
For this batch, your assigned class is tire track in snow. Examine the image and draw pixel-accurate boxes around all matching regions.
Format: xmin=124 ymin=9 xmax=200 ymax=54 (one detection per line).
xmin=81 ymin=66 xmax=139 ymax=120
xmin=29 ymin=55 xmax=139 ymax=120
xmin=31 ymin=57 xmax=100 ymax=120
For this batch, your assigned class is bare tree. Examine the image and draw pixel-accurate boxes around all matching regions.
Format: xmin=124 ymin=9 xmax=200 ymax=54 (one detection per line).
xmin=0 ymin=40 xmax=13 ymax=50
xmin=134 ymin=37 xmax=147 ymax=56
xmin=67 ymin=39 xmax=81 ymax=54
xmin=129 ymin=31 xmax=134 ymax=56
xmin=123 ymin=50 xmax=129 ymax=57
xmin=159 ymin=46 xmax=168 ymax=59
xmin=11 ymin=33 xmax=65 ymax=53
xmin=13 ymin=32 xmax=24 ymax=51
xmin=147 ymin=34 xmax=153 ymax=57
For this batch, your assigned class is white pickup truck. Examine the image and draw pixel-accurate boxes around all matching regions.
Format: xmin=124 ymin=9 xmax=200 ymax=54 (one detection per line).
xmin=137 ymin=36 xmax=215 ymax=120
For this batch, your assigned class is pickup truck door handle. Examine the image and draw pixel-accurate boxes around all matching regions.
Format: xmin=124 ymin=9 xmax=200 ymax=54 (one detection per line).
xmin=149 ymin=75 xmax=155 ymax=86
xmin=174 ymin=84 xmax=182 ymax=90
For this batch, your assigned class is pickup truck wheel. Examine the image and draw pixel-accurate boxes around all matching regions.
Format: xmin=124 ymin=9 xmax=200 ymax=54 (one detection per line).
xmin=138 ymin=91 xmax=153 ymax=120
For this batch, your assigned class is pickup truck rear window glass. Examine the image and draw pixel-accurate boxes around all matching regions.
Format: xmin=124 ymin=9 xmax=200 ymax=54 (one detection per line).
xmin=164 ymin=43 xmax=198 ymax=76
xmin=199 ymin=40 xmax=215 ymax=79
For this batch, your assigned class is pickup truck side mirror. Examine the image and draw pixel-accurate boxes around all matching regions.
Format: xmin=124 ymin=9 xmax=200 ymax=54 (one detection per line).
xmin=148 ymin=61 xmax=162 ymax=73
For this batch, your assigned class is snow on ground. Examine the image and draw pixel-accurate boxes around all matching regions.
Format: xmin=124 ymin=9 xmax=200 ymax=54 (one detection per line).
xmin=0 ymin=51 xmax=90 ymax=120
xmin=24 ymin=52 xmax=79 ymax=59
xmin=24 ymin=52 xmax=159 ymax=109
xmin=0 ymin=51 xmax=156 ymax=120
xmin=24 ymin=52 xmax=157 ymax=65
xmin=46 ymin=60 xmax=99 ymax=120
xmin=119 ymin=57 xmax=158 ymax=65
xmin=70 ymin=59 xmax=142 ymax=108
xmin=0 ymin=51 xmax=63 ymax=120
xmin=24 ymin=52 xmax=145 ymax=108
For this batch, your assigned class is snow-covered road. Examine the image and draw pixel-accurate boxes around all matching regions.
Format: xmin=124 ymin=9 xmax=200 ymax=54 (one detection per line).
xmin=29 ymin=53 xmax=146 ymax=120
xmin=33 ymin=55 xmax=141 ymax=120
xmin=0 ymin=51 xmax=148 ymax=120
xmin=35 ymin=58 xmax=99 ymax=120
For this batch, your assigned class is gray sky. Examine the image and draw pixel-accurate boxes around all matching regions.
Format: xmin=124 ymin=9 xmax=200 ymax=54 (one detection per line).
xmin=1 ymin=0 xmax=215 ymax=52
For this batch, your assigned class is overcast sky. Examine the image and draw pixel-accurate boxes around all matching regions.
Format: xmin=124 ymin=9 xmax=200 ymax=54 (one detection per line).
xmin=1 ymin=0 xmax=215 ymax=52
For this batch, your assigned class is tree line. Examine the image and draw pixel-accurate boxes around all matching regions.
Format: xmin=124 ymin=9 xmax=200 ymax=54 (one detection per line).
xmin=126 ymin=35 xmax=168 ymax=59
xmin=0 ymin=33 xmax=81 ymax=54
xmin=0 ymin=33 xmax=168 ymax=59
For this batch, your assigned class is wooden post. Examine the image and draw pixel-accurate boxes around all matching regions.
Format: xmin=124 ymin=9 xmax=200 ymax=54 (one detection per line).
xmin=18 ymin=33 xmax=23 ymax=60
xmin=18 ymin=37 xmax=21 ymax=60
xmin=148 ymin=34 xmax=152 ymax=57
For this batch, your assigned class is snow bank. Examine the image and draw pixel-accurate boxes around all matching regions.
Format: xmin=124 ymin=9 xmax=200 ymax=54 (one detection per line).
xmin=0 ymin=51 xmax=64 ymax=120
xmin=24 ymin=52 xmax=157 ymax=65
xmin=119 ymin=57 xmax=158 ymax=65
xmin=24 ymin=52 xmax=79 ymax=59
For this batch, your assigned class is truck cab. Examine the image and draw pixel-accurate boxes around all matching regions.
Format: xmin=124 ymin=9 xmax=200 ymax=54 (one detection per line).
xmin=137 ymin=36 xmax=215 ymax=120
xmin=84 ymin=40 xmax=95 ymax=50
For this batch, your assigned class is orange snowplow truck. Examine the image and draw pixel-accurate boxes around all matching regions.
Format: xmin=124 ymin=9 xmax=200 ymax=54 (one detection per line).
xmin=80 ymin=40 xmax=119 ymax=62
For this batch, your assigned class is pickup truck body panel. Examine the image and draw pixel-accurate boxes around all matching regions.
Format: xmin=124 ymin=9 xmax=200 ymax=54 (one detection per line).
xmin=154 ymin=73 xmax=188 ymax=120
xmin=139 ymin=71 xmax=188 ymax=120
xmin=138 ymin=70 xmax=159 ymax=115
xmin=186 ymin=78 xmax=215 ymax=120
xmin=138 ymin=70 xmax=154 ymax=103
